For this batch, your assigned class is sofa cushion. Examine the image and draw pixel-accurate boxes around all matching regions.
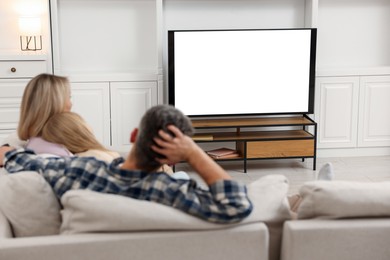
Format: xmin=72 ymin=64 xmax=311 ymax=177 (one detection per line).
xmin=1 ymin=132 xmax=27 ymax=148
xmin=245 ymin=174 xmax=291 ymax=223
xmin=245 ymin=174 xmax=291 ymax=260
xmin=297 ymin=181 xmax=390 ymax=219
xmin=0 ymin=168 xmax=8 ymax=176
xmin=282 ymin=219 xmax=390 ymax=260
xmin=0 ymin=171 xmax=61 ymax=237
xmin=60 ymin=174 xmax=291 ymax=234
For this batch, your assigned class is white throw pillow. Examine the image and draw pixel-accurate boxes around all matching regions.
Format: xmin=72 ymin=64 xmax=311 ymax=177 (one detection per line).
xmin=297 ymin=181 xmax=390 ymax=219
xmin=60 ymin=174 xmax=291 ymax=234
xmin=0 ymin=171 xmax=61 ymax=237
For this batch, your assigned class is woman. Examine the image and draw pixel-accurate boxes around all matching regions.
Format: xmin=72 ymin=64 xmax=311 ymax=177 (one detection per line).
xmin=10 ymin=73 xmax=118 ymax=162
xmin=0 ymin=74 xmax=72 ymax=154
xmin=18 ymin=73 xmax=72 ymax=141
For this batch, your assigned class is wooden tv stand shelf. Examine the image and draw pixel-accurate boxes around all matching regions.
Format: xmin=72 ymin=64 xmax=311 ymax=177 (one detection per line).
xmin=191 ymin=115 xmax=317 ymax=172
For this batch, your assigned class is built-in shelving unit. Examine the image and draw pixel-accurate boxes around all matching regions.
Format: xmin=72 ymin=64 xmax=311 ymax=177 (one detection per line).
xmin=1 ymin=0 xmax=389 ymax=157
xmin=315 ymin=0 xmax=390 ymax=156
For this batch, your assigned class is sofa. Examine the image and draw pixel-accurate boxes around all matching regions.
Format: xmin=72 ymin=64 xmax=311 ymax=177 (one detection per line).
xmin=1 ymin=165 xmax=390 ymax=260
xmin=0 ymin=169 xmax=292 ymax=260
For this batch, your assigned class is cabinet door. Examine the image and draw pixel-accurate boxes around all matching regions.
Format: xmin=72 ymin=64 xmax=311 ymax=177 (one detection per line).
xmin=315 ymin=77 xmax=359 ymax=148
xmin=0 ymin=79 xmax=28 ymax=142
xmin=358 ymin=76 xmax=390 ymax=147
xmin=70 ymin=82 xmax=111 ymax=146
xmin=110 ymin=81 xmax=158 ymax=150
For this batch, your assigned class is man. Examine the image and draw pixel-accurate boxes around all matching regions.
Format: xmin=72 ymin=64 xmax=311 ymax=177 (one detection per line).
xmin=0 ymin=105 xmax=252 ymax=224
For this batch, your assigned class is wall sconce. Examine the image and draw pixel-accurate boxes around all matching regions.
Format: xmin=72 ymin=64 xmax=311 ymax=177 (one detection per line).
xmin=19 ymin=16 xmax=42 ymax=51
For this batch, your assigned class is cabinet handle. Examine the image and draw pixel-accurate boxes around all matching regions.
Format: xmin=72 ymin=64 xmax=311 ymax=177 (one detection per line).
xmin=10 ymin=67 xmax=16 ymax=73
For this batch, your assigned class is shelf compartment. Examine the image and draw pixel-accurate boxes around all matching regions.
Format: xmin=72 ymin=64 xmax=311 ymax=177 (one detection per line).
xmin=192 ymin=116 xmax=315 ymax=129
xmin=193 ymin=130 xmax=313 ymax=142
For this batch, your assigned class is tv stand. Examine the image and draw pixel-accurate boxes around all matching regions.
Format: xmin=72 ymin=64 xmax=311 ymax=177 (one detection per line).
xmin=191 ymin=115 xmax=317 ymax=172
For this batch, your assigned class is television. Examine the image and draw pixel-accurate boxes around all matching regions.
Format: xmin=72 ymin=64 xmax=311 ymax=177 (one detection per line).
xmin=168 ymin=28 xmax=317 ymax=118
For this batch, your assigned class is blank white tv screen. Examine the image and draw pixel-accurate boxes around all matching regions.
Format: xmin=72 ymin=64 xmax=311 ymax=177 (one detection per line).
xmin=168 ymin=29 xmax=316 ymax=117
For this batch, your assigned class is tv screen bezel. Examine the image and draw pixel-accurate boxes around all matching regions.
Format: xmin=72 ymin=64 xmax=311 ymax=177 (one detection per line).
xmin=168 ymin=28 xmax=317 ymax=118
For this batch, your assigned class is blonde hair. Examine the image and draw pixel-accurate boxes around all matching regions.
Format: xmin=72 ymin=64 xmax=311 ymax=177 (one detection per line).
xmin=41 ymin=112 xmax=108 ymax=154
xmin=18 ymin=73 xmax=71 ymax=140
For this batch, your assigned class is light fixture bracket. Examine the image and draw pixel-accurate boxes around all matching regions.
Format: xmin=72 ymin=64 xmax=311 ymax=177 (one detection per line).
xmin=20 ymin=35 xmax=42 ymax=51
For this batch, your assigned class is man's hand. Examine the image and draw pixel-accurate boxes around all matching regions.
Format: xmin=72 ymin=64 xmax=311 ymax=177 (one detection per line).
xmin=151 ymin=125 xmax=200 ymax=164
xmin=151 ymin=125 xmax=231 ymax=185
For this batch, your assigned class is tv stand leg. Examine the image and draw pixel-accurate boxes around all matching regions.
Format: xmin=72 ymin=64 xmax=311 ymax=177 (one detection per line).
xmin=244 ymin=142 xmax=247 ymax=173
xmin=313 ymin=158 xmax=316 ymax=171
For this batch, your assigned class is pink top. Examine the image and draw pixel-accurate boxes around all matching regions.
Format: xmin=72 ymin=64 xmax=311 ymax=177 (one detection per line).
xmin=26 ymin=137 xmax=73 ymax=157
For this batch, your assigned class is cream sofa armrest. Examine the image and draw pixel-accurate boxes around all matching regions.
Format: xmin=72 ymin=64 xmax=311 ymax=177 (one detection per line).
xmin=0 ymin=211 xmax=13 ymax=238
xmin=281 ymin=219 xmax=390 ymax=260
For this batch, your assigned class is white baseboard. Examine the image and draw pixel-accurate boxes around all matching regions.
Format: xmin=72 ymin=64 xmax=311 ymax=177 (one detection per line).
xmin=317 ymin=147 xmax=390 ymax=158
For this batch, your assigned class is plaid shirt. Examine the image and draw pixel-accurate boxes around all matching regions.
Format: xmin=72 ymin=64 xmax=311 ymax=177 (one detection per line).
xmin=4 ymin=148 xmax=252 ymax=224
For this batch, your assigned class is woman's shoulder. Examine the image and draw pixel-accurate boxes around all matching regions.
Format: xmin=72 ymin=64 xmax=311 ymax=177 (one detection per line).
xmin=26 ymin=137 xmax=73 ymax=157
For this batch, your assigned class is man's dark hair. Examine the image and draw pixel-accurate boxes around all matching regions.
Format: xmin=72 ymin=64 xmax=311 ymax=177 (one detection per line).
xmin=135 ymin=105 xmax=194 ymax=172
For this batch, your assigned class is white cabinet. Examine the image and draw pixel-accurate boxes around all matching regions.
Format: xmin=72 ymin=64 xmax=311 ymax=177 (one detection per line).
xmin=359 ymin=76 xmax=390 ymax=147
xmin=111 ymin=81 xmax=158 ymax=150
xmin=69 ymin=80 xmax=158 ymax=150
xmin=316 ymin=75 xmax=390 ymax=150
xmin=0 ymin=79 xmax=27 ymax=143
xmin=70 ymin=82 xmax=111 ymax=146
xmin=0 ymin=58 xmax=51 ymax=144
xmin=315 ymin=77 xmax=359 ymax=148
xmin=0 ymin=61 xmax=47 ymax=78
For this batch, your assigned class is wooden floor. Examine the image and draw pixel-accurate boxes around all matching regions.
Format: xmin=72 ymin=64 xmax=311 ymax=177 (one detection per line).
xmin=175 ymin=156 xmax=390 ymax=195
